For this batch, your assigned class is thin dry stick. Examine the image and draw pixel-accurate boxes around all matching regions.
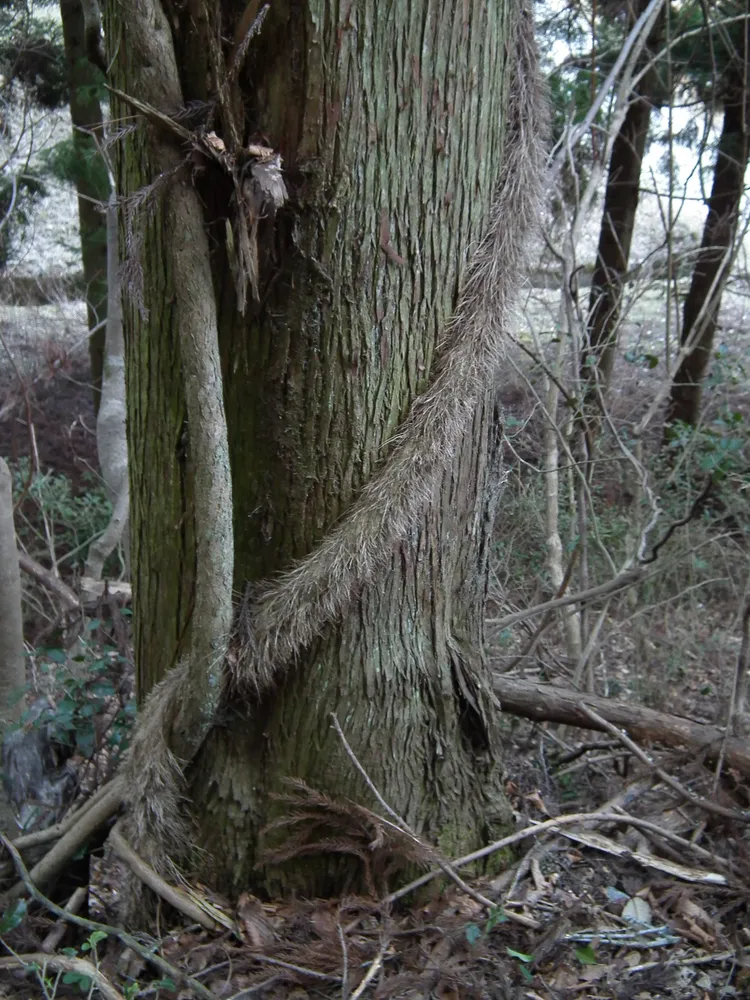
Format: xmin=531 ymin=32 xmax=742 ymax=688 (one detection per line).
xmin=349 ymin=946 xmax=386 ymax=1000
xmin=41 ymin=885 xmax=87 ymax=953
xmin=337 ymin=916 xmax=349 ymax=1000
xmin=0 ymin=953 xmax=124 ymax=1000
xmin=0 ymin=833 xmax=215 ymax=1000
xmin=625 ymin=951 xmax=736 ymax=976
xmin=488 ymin=567 xmax=644 ymax=631
xmin=385 ymin=808 xmax=728 ymax=905
xmin=579 ymin=703 xmax=750 ymax=823
xmin=330 ymin=714 xmax=539 ymax=929
xmin=250 ymin=954 xmax=341 ymax=982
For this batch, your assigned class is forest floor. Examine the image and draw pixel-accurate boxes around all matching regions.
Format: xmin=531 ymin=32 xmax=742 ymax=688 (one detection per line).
xmin=0 ymin=286 xmax=749 ymax=998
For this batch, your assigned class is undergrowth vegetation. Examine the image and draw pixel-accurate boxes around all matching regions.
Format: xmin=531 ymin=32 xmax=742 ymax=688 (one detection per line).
xmin=494 ymin=330 xmax=750 ymax=720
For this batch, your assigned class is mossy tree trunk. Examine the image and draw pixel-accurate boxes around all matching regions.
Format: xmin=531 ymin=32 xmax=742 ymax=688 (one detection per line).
xmin=665 ymin=74 xmax=750 ymax=430
xmin=109 ymin=0 xmax=530 ymax=896
xmin=60 ymin=0 xmax=109 ymax=415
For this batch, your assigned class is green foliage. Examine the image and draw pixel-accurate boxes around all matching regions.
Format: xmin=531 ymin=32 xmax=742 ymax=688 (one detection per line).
xmin=41 ymin=135 xmax=110 ymax=199
xmin=26 ymin=636 xmax=136 ymax=761
xmin=0 ymin=898 xmax=26 ymax=934
xmin=464 ymin=905 xmax=508 ymax=947
xmin=0 ymin=3 xmax=67 ymax=108
xmin=11 ymin=460 xmax=112 ymax=568
xmin=666 ymin=396 xmax=749 ymax=484
xmin=575 ymin=943 xmax=598 ymax=965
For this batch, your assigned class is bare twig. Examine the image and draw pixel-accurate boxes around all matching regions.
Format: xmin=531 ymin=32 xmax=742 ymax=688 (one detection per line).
xmin=337 ymin=916 xmax=349 ymax=1000
xmin=385 ymin=808 xmax=728 ymax=905
xmin=579 ymin=702 xmax=750 ymax=823
xmin=0 ymin=833 xmax=215 ymax=1000
xmin=350 ymin=946 xmax=386 ymax=1000
xmin=250 ymin=954 xmax=341 ymax=982
xmin=41 ymin=885 xmax=87 ymax=953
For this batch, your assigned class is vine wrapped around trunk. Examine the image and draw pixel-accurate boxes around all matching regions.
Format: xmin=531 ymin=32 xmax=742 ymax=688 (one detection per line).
xmin=108 ymin=0 xmax=547 ymax=903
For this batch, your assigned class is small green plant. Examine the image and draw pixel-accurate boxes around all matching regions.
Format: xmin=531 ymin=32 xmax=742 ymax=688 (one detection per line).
xmin=20 ymin=633 xmax=136 ymax=765
xmin=11 ymin=460 xmax=113 ymax=569
xmin=0 ymin=899 xmax=27 ymax=935
xmin=465 ymin=904 xmax=508 ymax=946
xmin=507 ymin=947 xmax=535 ymax=982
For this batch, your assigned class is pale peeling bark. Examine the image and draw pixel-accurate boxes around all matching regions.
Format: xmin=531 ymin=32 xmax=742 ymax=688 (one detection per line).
xmin=84 ymin=194 xmax=130 ymax=590
xmin=110 ymin=0 xmax=545 ymax=898
xmin=109 ymin=0 xmax=233 ymax=799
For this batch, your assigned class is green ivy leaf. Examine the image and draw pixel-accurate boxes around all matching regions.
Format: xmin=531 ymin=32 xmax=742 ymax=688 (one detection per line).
xmin=0 ymin=899 xmax=27 ymax=934
xmin=575 ymin=944 xmax=597 ymax=965
xmin=506 ymin=947 xmax=533 ymax=963
xmin=485 ymin=905 xmax=506 ymax=933
xmin=465 ymin=923 xmax=482 ymax=946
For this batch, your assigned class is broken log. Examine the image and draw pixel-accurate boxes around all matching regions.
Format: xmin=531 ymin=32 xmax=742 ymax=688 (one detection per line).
xmin=493 ymin=675 xmax=750 ymax=777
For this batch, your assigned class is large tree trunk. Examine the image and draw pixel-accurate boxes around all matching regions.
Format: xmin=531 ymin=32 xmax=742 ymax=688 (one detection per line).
xmin=583 ymin=0 xmax=664 ymax=393
xmin=666 ymin=76 xmax=750 ymax=429
xmin=60 ymin=0 xmax=110 ymax=416
xmin=109 ymin=0 xmax=542 ymax=898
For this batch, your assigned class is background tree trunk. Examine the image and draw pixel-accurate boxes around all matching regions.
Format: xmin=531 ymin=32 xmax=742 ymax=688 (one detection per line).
xmin=583 ymin=0 xmax=664 ymax=393
xmin=110 ymin=0 xmax=533 ymax=896
xmin=0 ymin=457 xmax=24 ymax=721
xmin=666 ymin=76 xmax=750 ymax=429
xmin=60 ymin=0 xmax=109 ymax=415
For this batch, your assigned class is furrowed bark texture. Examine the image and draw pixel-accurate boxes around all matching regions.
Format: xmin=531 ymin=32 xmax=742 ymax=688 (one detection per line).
xmin=111 ymin=0 xmax=544 ymax=896
xmin=666 ymin=73 xmax=750 ymax=428
xmin=60 ymin=0 xmax=109 ymax=415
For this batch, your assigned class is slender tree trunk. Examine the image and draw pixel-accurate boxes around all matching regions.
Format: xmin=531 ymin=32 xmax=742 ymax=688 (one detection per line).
xmin=60 ymin=0 xmax=110 ymax=416
xmin=665 ymin=79 xmax=750 ymax=429
xmin=109 ymin=0 xmax=542 ymax=897
xmin=0 ymin=457 xmax=24 ymax=722
xmin=583 ymin=0 xmax=664 ymax=392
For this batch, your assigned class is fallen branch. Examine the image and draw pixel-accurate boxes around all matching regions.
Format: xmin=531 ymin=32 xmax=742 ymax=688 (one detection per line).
xmin=12 ymin=780 xmax=119 ymax=852
xmin=41 ymin=885 xmax=87 ymax=953
xmin=493 ymin=675 xmax=750 ymax=776
xmin=579 ymin=702 xmax=750 ymax=822
xmin=16 ymin=550 xmax=80 ymax=611
xmin=4 ymin=778 xmax=123 ymax=900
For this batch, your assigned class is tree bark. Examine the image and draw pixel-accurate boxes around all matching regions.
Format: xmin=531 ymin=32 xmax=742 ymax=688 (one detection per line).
xmin=666 ymin=76 xmax=750 ymax=429
xmin=60 ymin=0 xmax=110 ymax=416
xmin=583 ymin=0 xmax=664 ymax=393
xmin=108 ymin=0 xmax=542 ymax=899
xmin=0 ymin=457 xmax=24 ymax=722
xmin=493 ymin=674 xmax=750 ymax=776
